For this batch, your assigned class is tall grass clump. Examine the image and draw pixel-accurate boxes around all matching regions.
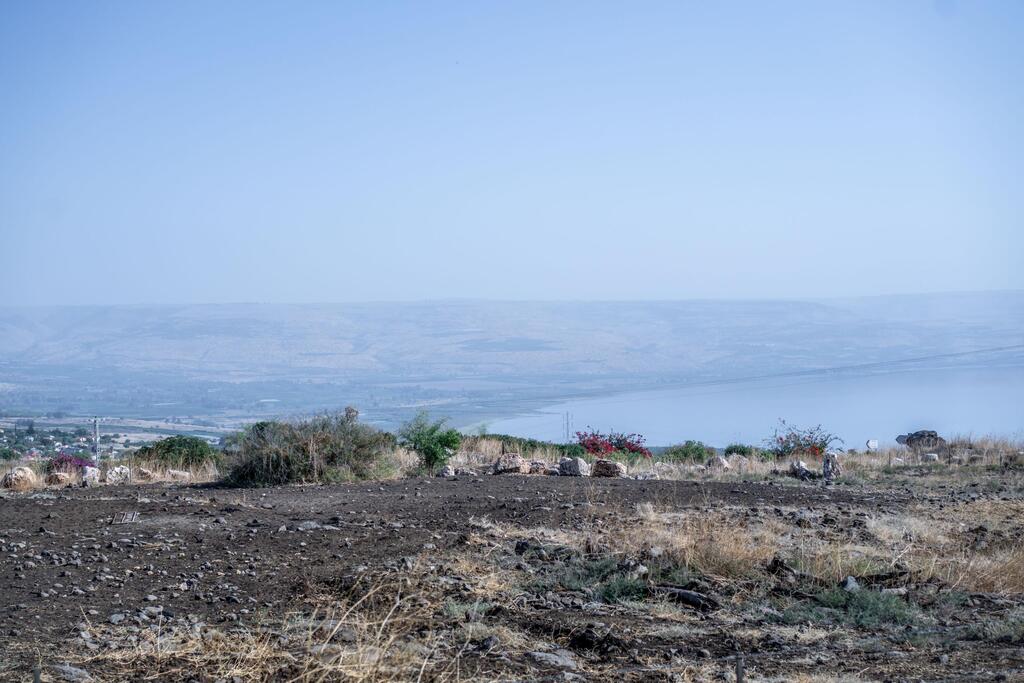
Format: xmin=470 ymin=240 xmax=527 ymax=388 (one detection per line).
xmin=227 ymin=407 xmax=396 ymax=486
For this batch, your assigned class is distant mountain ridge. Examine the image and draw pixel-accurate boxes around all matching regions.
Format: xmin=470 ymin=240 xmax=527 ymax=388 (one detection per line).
xmin=1 ymin=293 xmax=1021 ymax=425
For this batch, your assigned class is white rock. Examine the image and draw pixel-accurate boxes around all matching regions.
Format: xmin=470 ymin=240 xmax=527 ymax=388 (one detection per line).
xmin=105 ymin=465 xmax=130 ymax=484
xmin=558 ymin=457 xmax=591 ymax=477
xmin=81 ymin=466 xmax=101 ymax=486
xmin=166 ymin=469 xmax=192 ymax=482
xmin=922 ymin=452 xmax=940 ymax=463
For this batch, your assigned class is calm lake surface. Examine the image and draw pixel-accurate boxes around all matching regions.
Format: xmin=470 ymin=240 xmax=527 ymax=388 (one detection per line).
xmin=487 ymin=366 xmax=1024 ymax=447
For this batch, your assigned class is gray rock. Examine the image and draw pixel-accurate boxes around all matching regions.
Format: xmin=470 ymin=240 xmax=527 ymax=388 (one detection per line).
xmin=841 ymin=576 xmax=860 ymax=592
xmin=558 ymin=457 xmax=590 ymax=477
xmin=53 ymin=663 xmax=93 ymax=682
xmin=528 ymin=649 xmax=578 ymax=670
xmin=108 ymin=613 xmax=125 ymax=624
xmin=922 ymin=452 xmax=940 ymax=463
xmin=437 ymin=465 xmax=456 ymax=477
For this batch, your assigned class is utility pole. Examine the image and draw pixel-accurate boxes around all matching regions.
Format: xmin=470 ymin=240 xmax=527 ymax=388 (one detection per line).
xmin=93 ymin=417 xmax=100 ymax=465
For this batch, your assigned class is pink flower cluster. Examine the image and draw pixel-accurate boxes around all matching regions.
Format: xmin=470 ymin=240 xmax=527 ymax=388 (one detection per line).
xmin=575 ymin=429 xmax=652 ymax=458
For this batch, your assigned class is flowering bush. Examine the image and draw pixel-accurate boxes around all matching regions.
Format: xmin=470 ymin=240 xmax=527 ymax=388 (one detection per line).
xmin=764 ymin=419 xmax=843 ymax=460
xmin=575 ymin=429 xmax=651 ymax=459
xmin=48 ymin=453 xmax=93 ymax=472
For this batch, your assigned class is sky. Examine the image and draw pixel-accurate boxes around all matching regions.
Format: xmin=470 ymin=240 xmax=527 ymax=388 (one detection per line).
xmin=1 ymin=1 xmax=1022 ymax=305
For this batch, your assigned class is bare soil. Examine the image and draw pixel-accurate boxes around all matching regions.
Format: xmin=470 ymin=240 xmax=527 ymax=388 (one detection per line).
xmin=2 ymin=476 xmax=1022 ymax=681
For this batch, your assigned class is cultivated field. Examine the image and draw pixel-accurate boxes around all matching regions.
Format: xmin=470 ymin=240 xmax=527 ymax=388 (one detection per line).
xmin=3 ymin=449 xmax=1024 ymax=682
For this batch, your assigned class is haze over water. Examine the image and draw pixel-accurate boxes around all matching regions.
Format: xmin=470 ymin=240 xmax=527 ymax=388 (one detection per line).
xmin=489 ymin=365 xmax=1024 ymax=448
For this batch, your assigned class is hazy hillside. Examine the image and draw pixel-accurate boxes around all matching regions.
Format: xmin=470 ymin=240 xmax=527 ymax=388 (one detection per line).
xmin=1 ymin=293 xmax=1021 ymax=427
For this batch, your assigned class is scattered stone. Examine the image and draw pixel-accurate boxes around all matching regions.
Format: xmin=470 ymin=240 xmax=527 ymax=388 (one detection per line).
xmin=109 ymin=613 xmax=126 ymax=624
xmin=2 ymin=467 xmax=38 ymax=491
xmin=528 ymin=650 xmax=578 ymax=670
xmin=558 ymin=457 xmax=590 ymax=477
xmin=492 ymin=453 xmax=530 ymax=475
xmin=53 ymin=663 xmax=93 ymax=682
xmin=437 ymin=465 xmax=456 ymax=477
xmin=633 ymin=471 xmax=659 ymax=480
xmin=922 ymin=453 xmax=940 ymax=463
xmin=897 ymin=430 xmax=947 ymax=454
xmin=706 ymin=455 xmax=731 ymax=471
xmin=166 ymin=469 xmax=191 ymax=482
xmin=841 ymin=576 xmax=860 ymax=592
xmin=789 ymin=460 xmax=815 ymax=481
xmin=81 ymin=467 xmax=101 ymax=486
xmin=45 ymin=471 xmax=73 ymax=486
xmin=591 ymin=459 xmax=627 ymax=478
xmin=528 ymin=460 xmax=548 ymax=475
xmin=105 ymin=465 xmax=130 ymax=485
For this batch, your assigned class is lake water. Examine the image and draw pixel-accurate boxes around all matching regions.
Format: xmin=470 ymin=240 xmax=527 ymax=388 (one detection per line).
xmin=487 ymin=366 xmax=1024 ymax=448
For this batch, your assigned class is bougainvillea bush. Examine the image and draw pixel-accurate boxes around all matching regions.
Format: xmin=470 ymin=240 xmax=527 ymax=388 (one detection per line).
xmin=575 ymin=429 xmax=652 ymax=459
xmin=47 ymin=453 xmax=93 ymax=472
xmin=764 ymin=419 xmax=843 ymax=460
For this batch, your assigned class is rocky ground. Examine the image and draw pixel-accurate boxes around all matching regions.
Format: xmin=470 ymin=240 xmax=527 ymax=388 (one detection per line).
xmin=2 ymin=469 xmax=1023 ymax=682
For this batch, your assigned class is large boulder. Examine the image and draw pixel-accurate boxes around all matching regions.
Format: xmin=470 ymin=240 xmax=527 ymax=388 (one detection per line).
xmin=592 ymin=459 xmax=627 ymax=478
xmin=81 ymin=466 xmax=101 ymax=486
xmin=922 ymin=452 xmax=940 ymax=463
xmin=897 ymin=430 xmax=947 ymax=453
xmin=558 ymin=457 xmax=590 ymax=477
xmin=1 ymin=467 xmax=37 ymax=491
xmin=492 ymin=453 xmax=529 ymax=475
xmin=45 ymin=471 xmax=73 ymax=486
xmin=436 ymin=464 xmax=456 ymax=478
xmin=106 ymin=465 xmax=130 ymax=484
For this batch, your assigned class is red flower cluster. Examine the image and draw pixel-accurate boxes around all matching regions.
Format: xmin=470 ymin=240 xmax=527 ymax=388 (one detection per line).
xmin=575 ymin=429 xmax=652 ymax=458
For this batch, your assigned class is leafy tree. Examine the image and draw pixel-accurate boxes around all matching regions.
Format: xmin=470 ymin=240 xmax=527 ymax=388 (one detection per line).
xmin=398 ymin=412 xmax=461 ymax=473
xmin=0 ymin=447 xmax=19 ymax=462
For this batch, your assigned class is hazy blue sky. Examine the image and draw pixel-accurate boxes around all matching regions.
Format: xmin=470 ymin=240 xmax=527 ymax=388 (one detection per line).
xmin=1 ymin=1 xmax=1021 ymax=305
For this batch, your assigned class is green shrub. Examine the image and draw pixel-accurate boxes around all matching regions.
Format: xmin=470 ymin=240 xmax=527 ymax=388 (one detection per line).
xmin=781 ymin=589 xmax=921 ymax=628
xmin=227 ymin=408 xmax=396 ymax=486
xmin=399 ymin=412 xmax=461 ymax=473
xmin=724 ymin=443 xmax=754 ymax=457
xmin=135 ymin=435 xmax=222 ymax=470
xmin=0 ymin=447 xmax=19 ymax=462
xmin=661 ymin=440 xmax=714 ymax=463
